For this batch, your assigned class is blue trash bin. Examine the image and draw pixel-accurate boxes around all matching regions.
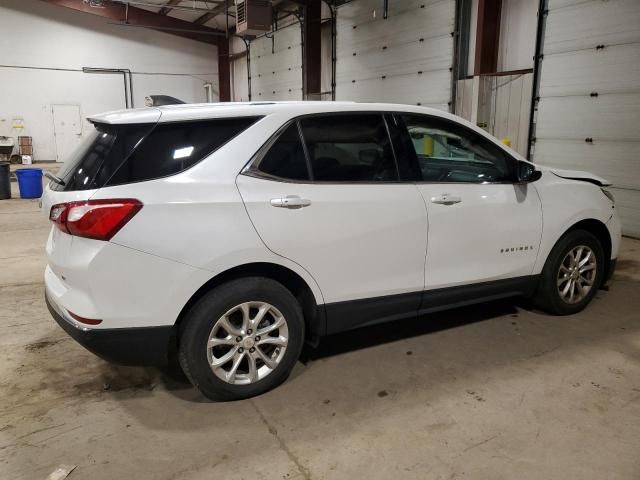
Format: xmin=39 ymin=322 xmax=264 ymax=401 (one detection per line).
xmin=15 ymin=168 xmax=44 ymax=199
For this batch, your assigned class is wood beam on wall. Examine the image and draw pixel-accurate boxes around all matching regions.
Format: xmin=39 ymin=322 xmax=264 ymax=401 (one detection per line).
xmin=474 ymin=0 xmax=502 ymax=75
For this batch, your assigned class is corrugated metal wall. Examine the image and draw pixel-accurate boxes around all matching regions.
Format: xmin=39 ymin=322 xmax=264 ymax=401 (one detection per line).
xmin=335 ymin=0 xmax=455 ymax=111
xmin=533 ymin=0 xmax=640 ymax=237
xmin=249 ymin=21 xmax=303 ymax=101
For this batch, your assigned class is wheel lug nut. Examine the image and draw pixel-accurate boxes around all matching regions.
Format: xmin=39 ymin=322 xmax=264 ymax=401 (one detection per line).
xmin=249 ymin=347 xmax=255 ymax=353
xmin=238 ymin=347 xmax=244 ymax=353
xmin=236 ymin=336 xmax=242 ymax=342
xmin=247 ymin=329 xmax=253 ymax=335
xmin=255 ymin=336 xmax=260 ymax=341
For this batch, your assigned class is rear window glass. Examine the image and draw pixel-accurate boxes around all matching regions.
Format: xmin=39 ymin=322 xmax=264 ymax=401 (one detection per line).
xmin=52 ymin=117 xmax=260 ymax=191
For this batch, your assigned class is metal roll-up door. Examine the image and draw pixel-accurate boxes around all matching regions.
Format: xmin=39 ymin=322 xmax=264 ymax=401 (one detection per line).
xmin=335 ymin=0 xmax=456 ymax=111
xmin=533 ymin=0 xmax=640 ymax=237
xmin=250 ymin=22 xmax=303 ymax=101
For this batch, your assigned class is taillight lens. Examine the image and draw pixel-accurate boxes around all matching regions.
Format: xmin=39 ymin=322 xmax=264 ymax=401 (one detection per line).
xmin=49 ymin=199 xmax=142 ymax=241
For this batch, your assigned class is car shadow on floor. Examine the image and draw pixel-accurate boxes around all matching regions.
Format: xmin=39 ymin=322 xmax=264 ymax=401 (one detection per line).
xmin=301 ymin=299 xmax=523 ymax=362
xmin=156 ymin=297 xmax=526 ymax=394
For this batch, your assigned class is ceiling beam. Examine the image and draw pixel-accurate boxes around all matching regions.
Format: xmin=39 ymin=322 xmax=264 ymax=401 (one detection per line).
xmin=193 ymin=0 xmax=228 ymax=25
xmin=41 ymin=0 xmax=225 ymax=45
xmin=158 ymin=0 xmax=182 ymax=16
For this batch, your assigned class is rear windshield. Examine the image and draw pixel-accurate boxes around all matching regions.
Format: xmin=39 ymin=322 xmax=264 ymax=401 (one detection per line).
xmin=52 ymin=117 xmax=261 ymax=191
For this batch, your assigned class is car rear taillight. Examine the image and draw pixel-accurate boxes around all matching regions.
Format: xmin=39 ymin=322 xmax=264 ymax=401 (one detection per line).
xmin=49 ymin=199 xmax=142 ymax=241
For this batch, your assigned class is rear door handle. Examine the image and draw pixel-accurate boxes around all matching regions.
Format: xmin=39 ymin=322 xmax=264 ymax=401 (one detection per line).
xmin=270 ymin=195 xmax=311 ymax=209
xmin=431 ymin=193 xmax=462 ymax=205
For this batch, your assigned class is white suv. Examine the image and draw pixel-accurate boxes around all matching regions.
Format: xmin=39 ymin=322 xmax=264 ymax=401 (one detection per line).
xmin=42 ymin=102 xmax=621 ymax=400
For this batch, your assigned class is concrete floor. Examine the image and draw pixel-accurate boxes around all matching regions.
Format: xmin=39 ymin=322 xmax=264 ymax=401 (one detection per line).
xmin=1 ymin=179 xmax=640 ymax=480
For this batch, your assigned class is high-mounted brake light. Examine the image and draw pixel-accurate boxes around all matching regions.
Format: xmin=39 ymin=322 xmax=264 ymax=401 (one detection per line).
xmin=49 ymin=199 xmax=142 ymax=241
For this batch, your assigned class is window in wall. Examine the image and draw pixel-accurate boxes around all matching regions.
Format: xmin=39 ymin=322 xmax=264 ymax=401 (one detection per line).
xmin=400 ymin=114 xmax=515 ymax=183
xmin=299 ymin=114 xmax=398 ymax=182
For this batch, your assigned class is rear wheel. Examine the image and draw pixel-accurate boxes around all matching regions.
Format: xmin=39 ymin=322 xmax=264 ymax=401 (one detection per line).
xmin=534 ymin=229 xmax=604 ymax=315
xmin=179 ymin=277 xmax=304 ymax=401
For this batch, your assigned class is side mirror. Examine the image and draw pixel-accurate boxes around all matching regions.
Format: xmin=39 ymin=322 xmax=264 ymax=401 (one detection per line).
xmin=516 ymin=161 xmax=542 ymax=183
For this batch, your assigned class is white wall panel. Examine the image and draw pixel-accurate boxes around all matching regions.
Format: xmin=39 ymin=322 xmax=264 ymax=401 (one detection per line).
xmin=0 ymin=0 xmax=218 ymax=161
xmin=534 ymin=0 xmax=640 ymax=237
xmin=336 ymin=0 xmax=455 ymax=109
xmin=249 ymin=23 xmax=303 ymax=101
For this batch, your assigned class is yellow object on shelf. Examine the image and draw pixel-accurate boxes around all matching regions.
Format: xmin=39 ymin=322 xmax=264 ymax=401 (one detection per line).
xmin=501 ymin=137 xmax=511 ymax=147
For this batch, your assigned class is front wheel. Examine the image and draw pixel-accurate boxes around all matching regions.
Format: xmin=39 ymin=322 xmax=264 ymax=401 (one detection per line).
xmin=534 ymin=229 xmax=604 ymax=315
xmin=178 ymin=277 xmax=304 ymax=401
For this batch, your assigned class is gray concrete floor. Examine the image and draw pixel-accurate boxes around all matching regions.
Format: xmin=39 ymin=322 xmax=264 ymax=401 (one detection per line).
xmin=1 ymin=179 xmax=640 ymax=480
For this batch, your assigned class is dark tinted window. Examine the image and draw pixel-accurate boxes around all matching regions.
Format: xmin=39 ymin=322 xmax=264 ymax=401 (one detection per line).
xmin=107 ymin=117 xmax=259 ymax=187
xmin=53 ymin=117 xmax=260 ymax=191
xmin=256 ymin=123 xmax=309 ymax=180
xmin=299 ymin=114 xmax=398 ymax=182
xmin=53 ymin=123 xmax=153 ymax=191
xmin=400 ymin=114 xmax=515 ymax=183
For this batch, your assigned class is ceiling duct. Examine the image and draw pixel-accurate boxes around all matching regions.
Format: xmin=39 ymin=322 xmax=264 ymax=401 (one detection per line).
xmin=235 ymin=0 xmax=272 ymax=36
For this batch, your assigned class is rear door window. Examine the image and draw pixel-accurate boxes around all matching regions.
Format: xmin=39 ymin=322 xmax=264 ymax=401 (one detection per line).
xmin=254 ymin=123 xmax=310 ymax=181
xmin=53 ymin=117 xmax=260 ymax=191
xmin=298 ymin=114 xmax=399 ymax=182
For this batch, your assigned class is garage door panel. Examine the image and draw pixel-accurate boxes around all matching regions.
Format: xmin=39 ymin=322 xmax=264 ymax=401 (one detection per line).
xmin=337 ymin=69 xmax=451 ymax=106
xmin=337 ymin=3 xmax=453 ymax=51
xmin=534 ymin=139 xmax=640 ymax=190
xmin=337 ymin=0 xmax=451 ymax=26
xmin=336 ymin=0 xmax=454 ymax=108
xmin=250 ymin=24 xmax=302 ymax=101
xmin=537 ymin=0 xmax=640 ymax=236
xmin=337 ymin=36 xmax=453 ymax=82
xmin=536 ymin=94 xmax=640 ymax=141
xmin=544 ymin=0 xmax=640 ymax=55
xmin=539 ymin=43 xmax=640 ymax=97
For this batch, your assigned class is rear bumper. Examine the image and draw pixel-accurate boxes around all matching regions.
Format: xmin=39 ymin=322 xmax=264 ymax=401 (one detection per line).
xmin=45 ymin=292 xmax=173 ymax=366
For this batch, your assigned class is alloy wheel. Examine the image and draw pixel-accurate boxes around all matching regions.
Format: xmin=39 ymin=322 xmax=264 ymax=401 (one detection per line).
xmin=556 ymin=245 xmax=597 ymax=304
xmin=206 ymin=302 xmax=289 ymax=385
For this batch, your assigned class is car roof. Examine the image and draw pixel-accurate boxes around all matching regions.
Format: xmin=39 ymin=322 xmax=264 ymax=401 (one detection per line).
xmin=87 ymin=101 xmax=455 ymax=125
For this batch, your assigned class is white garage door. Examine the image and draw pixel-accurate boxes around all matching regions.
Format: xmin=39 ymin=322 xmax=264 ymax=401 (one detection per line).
xmin=533 ymin=0 xmax=640 ymax=237
xmin=250 ymin=22 xmax=303 ymax=101
xmin=335 ymin=0 xmax=455 ymax=111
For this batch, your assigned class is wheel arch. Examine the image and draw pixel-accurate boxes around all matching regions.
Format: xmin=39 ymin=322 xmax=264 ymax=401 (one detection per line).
xmin=174 ymin=262 xmax=326 ymax=341
xmin=563 ymin=218 xmax=613 ymax=282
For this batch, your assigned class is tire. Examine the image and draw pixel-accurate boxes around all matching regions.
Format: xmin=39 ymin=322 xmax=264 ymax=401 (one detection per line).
xmin=534 ymin=229 xmax=605 ymax=315
xmin=178 ymin=277 xmax=304 ymax=401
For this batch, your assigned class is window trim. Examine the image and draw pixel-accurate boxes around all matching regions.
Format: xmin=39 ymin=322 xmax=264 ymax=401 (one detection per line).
xmin=243 ymin=111 xmax=405 ymax=185
xmin=392 ymin=113 xmax=520 ymax=185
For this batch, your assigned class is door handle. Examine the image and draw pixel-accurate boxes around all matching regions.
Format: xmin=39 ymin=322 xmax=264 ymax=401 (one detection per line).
xmin=270 ymin=195 xmax=311 ymax=209
xmin=431 ymin=193 xmax=462 ymax=205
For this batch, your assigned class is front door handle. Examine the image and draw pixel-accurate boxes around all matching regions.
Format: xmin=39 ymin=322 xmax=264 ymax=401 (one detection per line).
xmin=270 ymin=195 xmax=311 ymax=209
xmin=431 ymin=193 xmax=462 ymax=205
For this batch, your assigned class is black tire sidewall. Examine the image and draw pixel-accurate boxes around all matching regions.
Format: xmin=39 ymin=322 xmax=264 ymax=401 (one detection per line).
xmin=538 ymin=229 xmax=604 ymax=315
xmin=179 ymin=277 xmax=304 ymax=401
